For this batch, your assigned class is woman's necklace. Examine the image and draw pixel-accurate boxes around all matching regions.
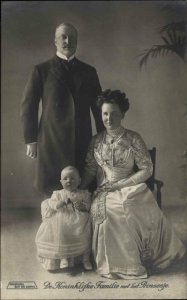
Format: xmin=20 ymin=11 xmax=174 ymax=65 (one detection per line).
xmin=106 ymin=126 xmax=125 ymax=143
xmin=105 ymin=126 xmax=125 ymax=166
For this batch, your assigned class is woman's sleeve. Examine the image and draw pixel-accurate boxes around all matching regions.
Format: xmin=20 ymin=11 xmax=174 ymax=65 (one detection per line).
xmin=81 ymin=190 xmax=92 ymax=211
xmin=130 ymin=133 xmax=153 ymax=184
xmin=84 ymin=137 xmax=98 ymax=177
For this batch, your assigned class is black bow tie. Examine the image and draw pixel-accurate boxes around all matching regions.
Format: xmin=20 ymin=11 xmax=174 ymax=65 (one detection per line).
xmin=60 ymin=58 xmax=75 ymax=67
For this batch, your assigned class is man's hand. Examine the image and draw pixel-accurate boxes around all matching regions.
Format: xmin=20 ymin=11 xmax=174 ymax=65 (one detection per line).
xmin=26 ymin=143 xmax=37 ymax=159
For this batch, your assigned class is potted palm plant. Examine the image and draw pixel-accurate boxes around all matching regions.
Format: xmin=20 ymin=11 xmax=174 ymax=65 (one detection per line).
xmin=138 ymin=20 xmax=186 ymax=69
xmin=138 ymin=3 xmax=187 ymax=197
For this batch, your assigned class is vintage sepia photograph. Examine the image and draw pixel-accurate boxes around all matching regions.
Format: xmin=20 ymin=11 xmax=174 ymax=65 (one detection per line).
xmin=1 ymin=1 xmax=187 ymax=299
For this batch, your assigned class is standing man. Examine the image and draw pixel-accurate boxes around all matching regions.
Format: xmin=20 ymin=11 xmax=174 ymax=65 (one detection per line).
xmin=21 ymin=23 xmax=104 ymax=196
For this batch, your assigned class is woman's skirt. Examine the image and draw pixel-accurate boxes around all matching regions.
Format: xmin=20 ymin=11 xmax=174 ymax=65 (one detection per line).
xmin=91 ymin=183 xmax=186 ymax=279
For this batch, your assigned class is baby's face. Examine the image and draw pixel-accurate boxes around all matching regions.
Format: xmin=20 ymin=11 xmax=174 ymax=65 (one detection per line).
xmin=60 ymin=170 xmax=80 ymax=192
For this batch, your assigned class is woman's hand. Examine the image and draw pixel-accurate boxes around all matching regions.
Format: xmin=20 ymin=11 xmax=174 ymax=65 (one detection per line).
xmin=97 ymin=182 xmax=118 ymax=193
xmin=106 ymin=183 xmax=119 ymax=192
xmin=97 ymin=178 xmax=135 ymax=193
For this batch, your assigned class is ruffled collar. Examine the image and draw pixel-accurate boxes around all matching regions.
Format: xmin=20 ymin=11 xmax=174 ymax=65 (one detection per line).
xmin=106 ymin=126 xmax=125 ymax=139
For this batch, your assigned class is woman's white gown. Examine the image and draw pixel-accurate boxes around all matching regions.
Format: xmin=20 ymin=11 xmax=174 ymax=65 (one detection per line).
xmin=85 ymin=128 xmax=186 ymax=278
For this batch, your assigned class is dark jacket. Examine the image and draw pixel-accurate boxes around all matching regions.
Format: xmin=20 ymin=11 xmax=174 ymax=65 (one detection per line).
xmin=21 ymin=56 xmax=104 ymax=193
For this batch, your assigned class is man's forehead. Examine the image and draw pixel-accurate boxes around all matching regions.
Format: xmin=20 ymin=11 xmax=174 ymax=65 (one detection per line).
xmin=56 ymin=25 xmax=77 ymax=37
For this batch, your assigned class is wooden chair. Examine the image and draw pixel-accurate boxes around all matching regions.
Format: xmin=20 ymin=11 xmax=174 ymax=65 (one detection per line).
xmin=134 ymin=147 xmax=163 ymax=208
xmin=146 ymin=147 xmax=163 ymax=208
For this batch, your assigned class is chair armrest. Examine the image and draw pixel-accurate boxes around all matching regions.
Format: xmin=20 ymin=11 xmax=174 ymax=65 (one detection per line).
xmin=153 ymin=179 xmax=164 ymax=209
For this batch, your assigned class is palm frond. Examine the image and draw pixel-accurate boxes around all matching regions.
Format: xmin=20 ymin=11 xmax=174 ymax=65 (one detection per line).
xmin=161 ymin=36 xmax=170 ymax=45
xmin=138 ymin=45 xmax=174 ymax=69
xmin=159 ymin=21 xmax=186 ymax=34
xmin=167 ymin=30 xmax=177 ymax=45
xmin=139 ymin=27 xmax=187 ymax=69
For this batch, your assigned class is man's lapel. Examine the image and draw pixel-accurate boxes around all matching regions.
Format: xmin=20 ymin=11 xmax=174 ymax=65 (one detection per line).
xmin=72 ymin=58 xmax=84 ymax=93
xmin=50 ymin=56 xmax=67 ymax=84
xmin=50 ymin=56 xmax=84 ymax=94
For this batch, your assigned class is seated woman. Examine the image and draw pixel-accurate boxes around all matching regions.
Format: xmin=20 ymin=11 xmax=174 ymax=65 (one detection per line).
xmin=80 ymin=89 xmax=186 ymax=279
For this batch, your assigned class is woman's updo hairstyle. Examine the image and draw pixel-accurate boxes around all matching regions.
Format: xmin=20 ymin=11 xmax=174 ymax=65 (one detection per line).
xmin=97 ymin=89 xmax=130 ymax=113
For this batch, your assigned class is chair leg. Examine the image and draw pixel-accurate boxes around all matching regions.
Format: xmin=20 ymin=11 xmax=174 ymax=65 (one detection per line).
xmin=157 ymin=188 xmax=161 ymax=208
xmin=155 ymin=179 xmax=163 ymax=209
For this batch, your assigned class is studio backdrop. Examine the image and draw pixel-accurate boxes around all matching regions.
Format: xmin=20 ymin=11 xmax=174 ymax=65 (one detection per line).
xmin=2 ymin=1 xmax=187 ymax=208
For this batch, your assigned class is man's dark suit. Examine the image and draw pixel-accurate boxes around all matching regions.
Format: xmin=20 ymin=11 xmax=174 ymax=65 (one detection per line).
xmin=21 ymin=55 xmax=104 ymax=193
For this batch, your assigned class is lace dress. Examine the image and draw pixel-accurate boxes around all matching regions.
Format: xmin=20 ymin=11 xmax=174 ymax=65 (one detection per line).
xmin=85 ymin=127 xmax=186 ymax=279
xmin=35 ymin=189 xmax=91 ymax=269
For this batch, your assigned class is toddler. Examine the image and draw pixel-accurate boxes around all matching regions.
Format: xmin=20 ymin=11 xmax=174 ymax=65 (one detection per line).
xmin=35 ymin=166 xmax=92 ymax=271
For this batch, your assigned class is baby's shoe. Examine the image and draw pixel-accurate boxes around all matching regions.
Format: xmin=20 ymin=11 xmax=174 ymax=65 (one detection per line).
xmin=60 ymin=258 xmax=68 ymax=269
xmin=38 ymin=257 xmax=60 ymax=271
xmin=68 ymin=257 xmax=74 ymax=268
xmin=83 ymin=260 xmax=92 ymax=270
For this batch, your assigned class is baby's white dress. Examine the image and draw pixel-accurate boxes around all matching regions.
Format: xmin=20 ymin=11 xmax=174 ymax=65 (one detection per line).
xmin=35 ymin=189 xmax=91 ymax=269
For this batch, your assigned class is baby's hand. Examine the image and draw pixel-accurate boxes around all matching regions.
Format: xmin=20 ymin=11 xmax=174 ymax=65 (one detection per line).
xmin=56 ymin=201 xmax=67 ymax=209
xmin=65 ymin=198 xmax=75 ymax=211
xmin=66 ymin=198 xmax=72 ymax=205
xmin=73 ymin=201 xmax=87 ymax=212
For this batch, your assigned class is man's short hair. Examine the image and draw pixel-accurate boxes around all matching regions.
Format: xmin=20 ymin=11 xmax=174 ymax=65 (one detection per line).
xmin=55 ymin=23 xmax=78 ymax=38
